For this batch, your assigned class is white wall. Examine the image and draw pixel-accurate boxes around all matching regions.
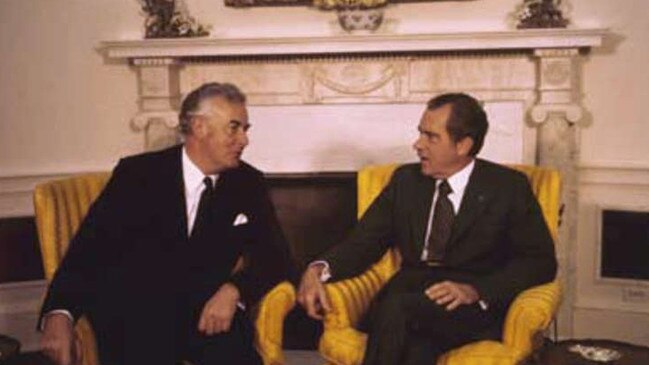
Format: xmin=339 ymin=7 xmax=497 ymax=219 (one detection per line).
xmin=0 ymin=0 xmax=142 ymax=176
xmin=568 ymin=0 xmax=649 ymax=346
xmin=576 ymin=1 xmax=649 ymax=167
xmin=1 ymin=0 xmax=648 ymax=175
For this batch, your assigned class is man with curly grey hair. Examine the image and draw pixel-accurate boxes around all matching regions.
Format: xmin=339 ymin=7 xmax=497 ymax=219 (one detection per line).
xmin=39 ymin=82 xmax=293 ymax=365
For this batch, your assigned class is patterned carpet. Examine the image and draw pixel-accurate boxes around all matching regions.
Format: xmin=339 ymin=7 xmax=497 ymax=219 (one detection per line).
xmin=285 ymin=350 xmax=322 ymax=365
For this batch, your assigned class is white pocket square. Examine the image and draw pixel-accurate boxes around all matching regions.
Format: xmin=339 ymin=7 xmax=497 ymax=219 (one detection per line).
xmin=233 ymin=213 xmax=249 ymax=226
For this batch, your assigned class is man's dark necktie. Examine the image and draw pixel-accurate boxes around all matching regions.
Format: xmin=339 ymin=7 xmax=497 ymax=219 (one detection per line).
xmin=191 ymin=177 xmax=215 ymax=240
xmin=426 ymin=179 xmax=454 ymax=264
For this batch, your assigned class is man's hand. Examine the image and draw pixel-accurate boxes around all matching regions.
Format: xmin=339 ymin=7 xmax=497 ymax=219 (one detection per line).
xmin=198 ymin=283 xmax=240 ymax=336
xmin=40 ymin=313 xmax=81 ymax=365
xmin=297 ymin=264 xmax=331 ymax=320
xmin=425 ymin=281 xmax=479 ymax=311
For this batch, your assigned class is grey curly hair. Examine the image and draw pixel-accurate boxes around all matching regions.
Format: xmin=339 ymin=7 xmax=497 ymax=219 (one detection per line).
xmin=178 ymin=82 xmax=247 ymax=135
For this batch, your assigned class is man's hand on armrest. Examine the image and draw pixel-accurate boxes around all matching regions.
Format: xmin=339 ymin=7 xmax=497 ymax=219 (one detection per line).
xmin=198 ymin=282 xmax=240 ymax=336
xmin=424 ymin=281 xmax=481 ymax=311
xmin=41 ymin=312 xmax=81 ymax=365
xmin=297 ymin=262 xmax=331 ymax=320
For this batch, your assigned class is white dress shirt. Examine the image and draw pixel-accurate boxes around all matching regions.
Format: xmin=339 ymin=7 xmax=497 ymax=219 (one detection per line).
xmin=420 ymin=160 xmax=475 ymax=261
xmin=182 ymin=148 xmax=218 ymax=236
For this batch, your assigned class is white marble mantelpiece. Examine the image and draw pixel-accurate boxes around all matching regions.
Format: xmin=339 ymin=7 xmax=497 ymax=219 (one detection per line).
xmin=101 ymin=29 xmax=606 ymax=58
xmin=99 ymin=28 xmax=607 ymax=154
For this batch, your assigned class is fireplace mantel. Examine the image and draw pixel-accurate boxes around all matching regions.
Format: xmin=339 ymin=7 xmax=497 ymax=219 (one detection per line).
xmin=98 ymin=28 xmax=608 ymax=155
xmin=101 ymin=29 xmax=606 ymax=59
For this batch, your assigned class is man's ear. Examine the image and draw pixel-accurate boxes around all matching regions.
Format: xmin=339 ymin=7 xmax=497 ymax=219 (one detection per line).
xmin=191 ymin=117 xmax=207 ymax=138
xmin=456 ymin=137 xmax=474 ymax=156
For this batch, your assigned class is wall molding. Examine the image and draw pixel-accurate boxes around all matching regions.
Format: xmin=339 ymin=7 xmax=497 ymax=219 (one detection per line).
xmin=0 ymin=169 xmax=111 ymax=217
xmin=4 ymin=158 xmax=645 ymax=217
xmin=579 ymin=161 xmax=649 ymax=186
xmin=574 ymin=299 xmax=649 ymax=316
xmin=0 ymin=164 xmax=114 ymax=180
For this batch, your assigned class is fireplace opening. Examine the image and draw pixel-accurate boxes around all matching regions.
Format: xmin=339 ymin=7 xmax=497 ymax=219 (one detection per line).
xmin=267 ymin=172 xmax=358 ymax=349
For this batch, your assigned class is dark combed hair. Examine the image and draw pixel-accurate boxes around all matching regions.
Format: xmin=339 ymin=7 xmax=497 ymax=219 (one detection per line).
xmin=178 ymin=82 xmax=247 ymax=135
xmin=427 ymin=93 xmax=489 ymax=156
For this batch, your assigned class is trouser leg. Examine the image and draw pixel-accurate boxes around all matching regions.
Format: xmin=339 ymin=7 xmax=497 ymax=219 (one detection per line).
xmin=361 ymin=269 xmax=430 ymax=365
xmin=362 ymin=292 xmax=409 ymax=365
xmin=401 ymin=335 xmax=440 ymax=365
xmin=407 ymin=293 xmax=497 ymax=362
xmin=361 ymin=268 xmax=501 ymax=365
xmin=90 ymin=292 xmax=180 ymax=365
xmin=182 ymin=308 xmax=262 ymax=365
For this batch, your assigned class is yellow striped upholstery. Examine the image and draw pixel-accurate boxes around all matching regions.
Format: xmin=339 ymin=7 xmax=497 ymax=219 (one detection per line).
xmin=34 ymin=173 xmax=109 ymax=365
xmin=35 ymin=173 xmax=110 ymax=282
xmin=34 ymin=173 xmax=295 ymax=365
xmin=319 ymin=164 xmax=562 ymax=365
xmin=255 ymin=281 xmax=296 ymax=365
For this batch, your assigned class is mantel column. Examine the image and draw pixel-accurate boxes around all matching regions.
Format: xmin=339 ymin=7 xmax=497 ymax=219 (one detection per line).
xmin=132 ymin=58 xmax=183 ymax=151
xmin=529 ymin=48 xmax=586 ymax=338
xmin=531 ymin=48 xmax=584 ymax=167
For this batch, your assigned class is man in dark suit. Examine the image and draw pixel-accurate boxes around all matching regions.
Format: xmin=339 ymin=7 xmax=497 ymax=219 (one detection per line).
xmin=40 ymin=82 xmax=293 ymax=365
xmin=298 ymin=93 xmax=557 ymax=365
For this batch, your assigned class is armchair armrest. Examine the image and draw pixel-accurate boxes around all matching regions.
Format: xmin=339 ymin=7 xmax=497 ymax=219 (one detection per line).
xmin=255 ymin=281 xmax=296 ymax=365
xmin=75 ymin=317 xmax=100 ymax=365
xmin=324 ymin=267 xmax=392 ymax=331
xmin=323 ymin=250 xmax=399 ymax=331
xmin=319 ymin=250 xmax=398 ymax=365
xmin=501 ymin=281 xmax=561 ymax=356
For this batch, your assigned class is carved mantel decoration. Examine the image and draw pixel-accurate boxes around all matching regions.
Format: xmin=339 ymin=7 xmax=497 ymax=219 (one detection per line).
xmin=100 ymin=28 xmax=607 ymax=335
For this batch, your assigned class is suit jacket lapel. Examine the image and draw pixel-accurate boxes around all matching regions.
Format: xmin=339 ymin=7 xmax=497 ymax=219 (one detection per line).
xmin=169 ymin=146 xmax=189 ymax=242
xmin=208 ymin=168 xmax=241 ymax=234
xmin=409 ymin=173 xmax=435 ymax=255
xmin=448 ymin=160 xmax=492 ymax=246
xmin=209 ymin=176 xmax=232 ymax=232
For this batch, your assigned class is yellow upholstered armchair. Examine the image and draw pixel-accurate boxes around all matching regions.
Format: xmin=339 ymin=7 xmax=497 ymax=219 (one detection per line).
xmin=318 ymin=164 xmax=562 ymax=365
xmin=34 ymin=173 xmax=296 ymax=365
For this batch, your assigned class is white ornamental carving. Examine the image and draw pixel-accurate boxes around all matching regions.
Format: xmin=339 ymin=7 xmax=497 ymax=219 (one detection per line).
xmin=544 ymin=60 xmax=571 ymax=86
xmin=313 ymin=63 xmax=403 ymax=95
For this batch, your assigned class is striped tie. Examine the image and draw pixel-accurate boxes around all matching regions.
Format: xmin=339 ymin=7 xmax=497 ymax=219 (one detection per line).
xmin=426 ymin=179 xmax=454 ymax=264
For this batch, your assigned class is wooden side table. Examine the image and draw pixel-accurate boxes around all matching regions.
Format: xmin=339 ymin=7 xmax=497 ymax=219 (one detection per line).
xmin=535 ymin=339 xmax=649 ymax=365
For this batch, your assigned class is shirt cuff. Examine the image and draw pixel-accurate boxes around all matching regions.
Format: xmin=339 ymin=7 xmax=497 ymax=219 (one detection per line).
xmin=309 ymin=260 xmax=332 ymax=282
xmin=478 ymin=300 xmax=489 ymax=311
xmin=41 ymin=309 xmax=74 ymax=331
